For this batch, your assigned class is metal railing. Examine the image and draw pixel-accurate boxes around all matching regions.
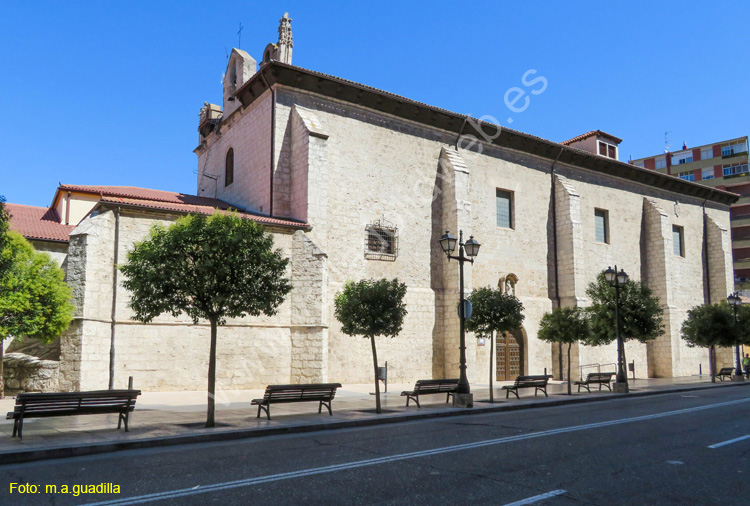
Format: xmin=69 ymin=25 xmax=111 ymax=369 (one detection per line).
xmin=579 ymin=362 xmax=618 ymax=380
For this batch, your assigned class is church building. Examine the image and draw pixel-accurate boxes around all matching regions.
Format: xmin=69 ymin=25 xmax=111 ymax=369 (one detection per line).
xmin=4 ymin=13 xmax=738 ymax=393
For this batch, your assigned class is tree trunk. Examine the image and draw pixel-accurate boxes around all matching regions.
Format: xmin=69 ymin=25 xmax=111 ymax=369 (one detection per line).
xmin=709 ymin=345 xmax=716 ymax=383
xmin=370 ymin=335 xmax=381 ymax=414
xmin=567 ymin=342 xmax=572 ymax=395
xmin=558 ymin=342 xmax=563 ymax=381
xmin=489 ymin=332 xmax=494 ymax=403
xmin=206 ymin=318 xmax=218 ymax=428
xmin=0 ymin=342 xmax=4 ymax=399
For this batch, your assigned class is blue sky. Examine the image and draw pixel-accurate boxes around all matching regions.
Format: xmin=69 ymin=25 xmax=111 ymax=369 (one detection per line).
xmin=2 ymin=1 xmax=749 ymax=208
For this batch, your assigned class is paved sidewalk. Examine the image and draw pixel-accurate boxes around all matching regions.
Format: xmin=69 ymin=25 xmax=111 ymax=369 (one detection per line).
xmin=1 ymin=376 xmax=747 ymax=464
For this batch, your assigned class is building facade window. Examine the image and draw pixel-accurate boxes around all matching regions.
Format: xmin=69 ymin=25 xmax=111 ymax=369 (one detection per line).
xmin=673 ymin=152 xmax=693 ymax=164
xmin=677 ymin=171 xmax=694 ymax=181
xmin=673 ymin=225 xmax=685 ymax=257
xmin=722 ymin=163 xmax=749 ymax=177
xmin=655 ymin=158 xmax=667 ymax=169
xmin=598 ymin=141 xmax=617 ymax=159
xmin=496 ymin=189 xmax=514 ymax=228
xmin=633 ymin=161 xmax=645 ymax=168
xmin=702 ymin=168 xmax=715 ymax=180
xmin=722 ymin=141 xmax=748 ymax=157
xmin=225 ymin=148 xmax=234 ymax=186
xmin=594 ymin=209 xmax=609 ymax=244
xmin=364 ymin=218 xmax=398 ymax=261
xmin=701 ymin=148 xmax=713 ymax=161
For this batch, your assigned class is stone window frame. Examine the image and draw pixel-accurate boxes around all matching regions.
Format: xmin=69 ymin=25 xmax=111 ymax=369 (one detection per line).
xmin=594 ymin=208 xmax=609 ymax=244
xmin=672 ymin=225 xmax=685 ymax=257
xmin=364 ymin=218 xmax=398 ymax=261
xmin=225 ymin=147 xmax=234 ymax=187
xmin=496 ymin=188 xmax=514 ymax=229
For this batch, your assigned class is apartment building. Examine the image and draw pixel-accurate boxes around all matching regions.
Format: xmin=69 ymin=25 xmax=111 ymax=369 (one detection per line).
xmin=632 ymin=137 xmax=750 ymax=290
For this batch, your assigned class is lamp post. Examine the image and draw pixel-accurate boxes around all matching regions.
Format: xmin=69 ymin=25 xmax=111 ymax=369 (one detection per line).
xmin=439 ymin=230 xmax=480 ymax=406
xmin=727 ymin=292 xmax=744 ymax=382
xmin=604 ymin=265 xmax=629 ymax=393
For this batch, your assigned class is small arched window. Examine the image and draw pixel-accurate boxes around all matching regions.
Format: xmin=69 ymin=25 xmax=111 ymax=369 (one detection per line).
xmin=225 ymin=148 xmax=234 ymax=187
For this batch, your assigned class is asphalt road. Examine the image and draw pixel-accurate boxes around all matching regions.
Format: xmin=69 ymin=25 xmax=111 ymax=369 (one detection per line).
xmin=1 ymin=387 xmax=749 ymax=506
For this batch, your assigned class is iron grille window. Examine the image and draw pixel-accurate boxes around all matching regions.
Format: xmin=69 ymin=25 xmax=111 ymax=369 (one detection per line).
xmin=364 ymin=219 xmax=398 ymax=261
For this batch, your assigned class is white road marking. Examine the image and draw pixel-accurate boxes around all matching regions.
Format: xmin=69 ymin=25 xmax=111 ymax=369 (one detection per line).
xmin=708 ymin=435 xmax=750 ymax=448
xmin=82 ymin=398 xmax=750 ymax=506
xmin=502 ymin=489 xmax=567 ymax=506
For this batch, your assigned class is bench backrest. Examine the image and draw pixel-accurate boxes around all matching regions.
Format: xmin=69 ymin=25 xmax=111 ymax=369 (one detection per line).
xmin=13 ymin=390 xmax=141 ymax=414
xmin=718 ymin=367 xmax=734 ymax=374
xmin=413 ymin=379 xmax=459 ymax=394
xmin=586 ymin=372 xmax=614 ymax=382
xmin=263 ymin=383 xmax=342 ymax=401
xmin=514 ymin=375 xmax=551 ymax=387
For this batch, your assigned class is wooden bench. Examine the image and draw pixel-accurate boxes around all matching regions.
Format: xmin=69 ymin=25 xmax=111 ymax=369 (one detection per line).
xmin=401 ymin=379 xmax=459 ymax=407
xmin=502 ymin=375 xmax=552 ymax=399
xmin=717 ymin=367 xmax=735 ymax=381
xmin=6 ymin=389 xmax=141 ymax=439
xmin=251 ymin=383 xmax=342 ymax=420
xmin=574 ymin=372 xmax=614 ymax=392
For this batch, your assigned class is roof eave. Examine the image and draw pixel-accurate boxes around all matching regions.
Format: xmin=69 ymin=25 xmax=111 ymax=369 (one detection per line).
xmin=235 ymin=62 xmax=738 ymax=207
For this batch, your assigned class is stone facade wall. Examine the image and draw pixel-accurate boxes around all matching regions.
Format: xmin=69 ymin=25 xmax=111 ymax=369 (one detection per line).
xmin=51 ymin=80 xmax=736 ymax=392
xmin=2 ymin=353 xmax=59 ymax=393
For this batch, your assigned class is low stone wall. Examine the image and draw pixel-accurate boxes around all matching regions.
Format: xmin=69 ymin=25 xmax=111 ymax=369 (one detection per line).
xmin=2 ymin=353 xmax=60 ymax=393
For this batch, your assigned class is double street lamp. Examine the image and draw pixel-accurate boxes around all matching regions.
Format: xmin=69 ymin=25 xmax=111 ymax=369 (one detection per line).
xmin=604 ymin=265 xmax=629 ymax=393
xmin=727 ymin=292 xmax=744 ymax=381
xmin=439 ymin=230 xmax=480 ymax=404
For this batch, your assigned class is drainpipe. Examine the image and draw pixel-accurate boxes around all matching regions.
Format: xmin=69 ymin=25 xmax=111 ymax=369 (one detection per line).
xmin=259 ymin=69 xmax=276 ymax=216
xmin=550 ymin=147 xmax=564 ymax=380
xmin=108 ymin=207 xmax=120 ymax=390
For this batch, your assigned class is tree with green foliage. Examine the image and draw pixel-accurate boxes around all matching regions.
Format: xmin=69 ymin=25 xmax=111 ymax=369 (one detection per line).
xmin=0 ymin=232 xmax=74 ymax=397
xmin=586 ymin=273 xmax=664 ymax=372
xmin=538 ymin=307 xmax=590 ymax=395
xmin=0 ymin=196 xmax=10 ymax=282
xmin=681 ymin=302 xmax=740 ymax=382
xmin=465 ymin=287 xmax=524 ymax=402
xmin=334 ymin=278 xmax=407 ymax=413
xmin=120 ymin=212 xmax=291 ymax=427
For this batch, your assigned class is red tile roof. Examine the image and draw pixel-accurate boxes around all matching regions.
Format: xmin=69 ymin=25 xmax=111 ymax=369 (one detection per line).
xmin=561 ymin=130 xmax=623 ymax=146
xmin=56 ymin=185 xmax=238 ymax=208
xmin=97 ymin=196 xmax=309 ymax=228
xmin=5 ymin=204 xmax=75 ymax=243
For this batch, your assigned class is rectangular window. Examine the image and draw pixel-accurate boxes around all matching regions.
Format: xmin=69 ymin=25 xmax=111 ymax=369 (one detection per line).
xmin=673 ymin=225 xmax=684 ymax=257
xmin=594 ymin=209 xmax=609 ymax=244
xmin=598 ymin=141 xmax=617 ymax=159
xmin=677 ymin=171 xmax=694 ymax=181
xmin=723 ymin=163 xmax=749 ymax=176
xmin=702 ymin=168 xmax=715 ymax=180
xmin=673 ymin=152 xmax=693 ymax=165
xmin=722 ymin=141 xmax=748 ymax=157
xmin=496 ymin=189 xmax=513 ymax=228
xmin=364 ymin=221 xmax=398 ymax=261
xmin=701 ymin=148 xmax=713 ymax=161
xmin=633 ymin=161 xmax=645 ymax=168
xmin=655 ymin=158 xmax=667 ymax=169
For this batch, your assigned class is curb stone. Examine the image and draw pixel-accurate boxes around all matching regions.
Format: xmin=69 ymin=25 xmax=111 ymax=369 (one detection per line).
xmin=1 ymin=381 xmax=748 ymax=465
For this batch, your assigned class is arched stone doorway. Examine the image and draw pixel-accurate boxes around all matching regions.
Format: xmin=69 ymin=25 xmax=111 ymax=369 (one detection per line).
xmin=496 ymin=328 xmax=526 ymax=381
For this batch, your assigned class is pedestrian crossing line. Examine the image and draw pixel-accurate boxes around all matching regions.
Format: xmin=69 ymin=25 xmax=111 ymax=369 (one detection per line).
xmin=708 ymin=434 xmax=750 ymax=448
xmin=502 ymin=489 xmax=567 ymax=506
xmin=82 ymin=397 xmax=750 ymax=506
